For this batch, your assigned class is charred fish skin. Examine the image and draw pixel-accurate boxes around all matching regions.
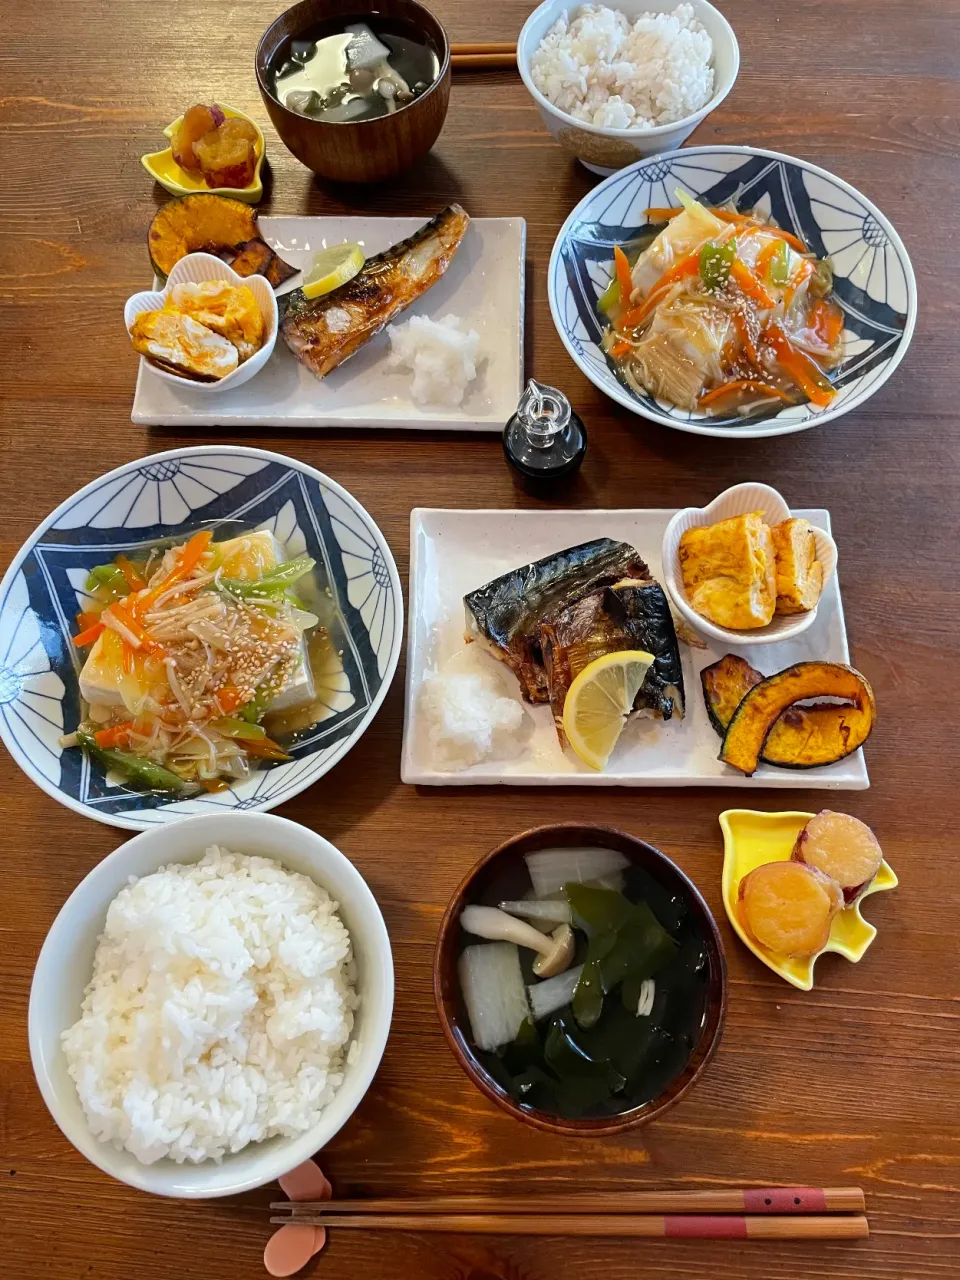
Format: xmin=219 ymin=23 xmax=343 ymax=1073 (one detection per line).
xmin=280 ymin=204 xmax=470 ymax=379
xmin=463 ymin=539 xmax=651 ymax=703
xmin=607 ymin=581 xmax=686 ymax=721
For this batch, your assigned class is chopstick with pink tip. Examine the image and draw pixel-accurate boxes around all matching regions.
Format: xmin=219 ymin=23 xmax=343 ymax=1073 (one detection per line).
xmin=273 ymin=1186 xmax=865 ymax=1218
xmin=271 ymin=1187 xmax=869 ymax=1238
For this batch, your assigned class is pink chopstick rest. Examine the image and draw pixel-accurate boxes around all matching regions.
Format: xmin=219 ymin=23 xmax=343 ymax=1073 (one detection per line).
xmin=264 ymin=1224 xmax=325 ymax=1277
xmin=279 ymin=1161 xmax=332 ymax=1203
xmin=264 ymin=1161 xmax=332 ymax=1276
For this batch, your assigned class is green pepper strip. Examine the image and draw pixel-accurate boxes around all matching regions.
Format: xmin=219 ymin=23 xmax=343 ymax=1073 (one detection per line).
xmin=219 ymin=555 xmax=316 ymax=600
xmin=768 ymin=240 xmax=790 ymax=286
xmin=211 ymin=716 xmax=267 ymax=741
xmin=84 ymin=564 xmax=131 ymax=596
xmin=698 ymin=239 xmax=736 ymax=291
xmin=76 ymin=730 xmax=187 ymax=793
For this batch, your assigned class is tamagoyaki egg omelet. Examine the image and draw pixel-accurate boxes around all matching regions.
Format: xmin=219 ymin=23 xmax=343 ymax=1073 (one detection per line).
xmin=130 ymin=309 xmax=239 ymax=380
xmin=165 ymin=280 xmax=264 ymax=361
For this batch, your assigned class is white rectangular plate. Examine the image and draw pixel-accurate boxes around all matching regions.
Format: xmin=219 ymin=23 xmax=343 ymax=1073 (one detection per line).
xmin=131 ymin=215 xmax=524 ymax=430
xmin=401 ymin=507 xmax=869 ymax=789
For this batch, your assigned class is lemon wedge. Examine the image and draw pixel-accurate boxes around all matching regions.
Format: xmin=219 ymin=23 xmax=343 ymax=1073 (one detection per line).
xmin=301 ymin=242 xmax=365 ymax=299
xmin=562 ymin=649 xmax=654 ymax=771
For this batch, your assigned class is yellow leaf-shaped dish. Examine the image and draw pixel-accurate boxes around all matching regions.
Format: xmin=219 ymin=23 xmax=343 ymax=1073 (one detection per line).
xmin=140 ymin=104 xmax=265 ymax=204
xmin=719 ymin=808 xmax=897 ymax=991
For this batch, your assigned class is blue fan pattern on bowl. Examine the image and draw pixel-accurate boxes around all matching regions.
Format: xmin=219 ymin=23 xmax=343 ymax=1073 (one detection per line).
xmin=549 ymin=148 xmax=915 ymax=434
xmin=0 ymin=449 xmax=401 ymax=829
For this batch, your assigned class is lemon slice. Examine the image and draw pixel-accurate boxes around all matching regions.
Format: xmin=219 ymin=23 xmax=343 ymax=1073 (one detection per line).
xmin=562 ymin=649 xmax=654 ymax=771
xmin=301 ymin=242 xmax=365 ymax=299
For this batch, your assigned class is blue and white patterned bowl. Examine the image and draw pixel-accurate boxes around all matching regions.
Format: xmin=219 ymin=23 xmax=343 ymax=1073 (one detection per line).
xmin=0 ymin=447 xmax=403 ymax=830
xmin=549 ymin=146 xmax=916 ymax=439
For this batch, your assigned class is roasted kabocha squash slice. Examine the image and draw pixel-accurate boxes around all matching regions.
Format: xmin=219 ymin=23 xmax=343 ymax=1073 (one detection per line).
xmin=701 ymin=653 xmax=864 ymax=770
xmin=717 ymin=660 xmax=876 ymax=775
xmin=147 ymin=194 xmax=296 ymax=284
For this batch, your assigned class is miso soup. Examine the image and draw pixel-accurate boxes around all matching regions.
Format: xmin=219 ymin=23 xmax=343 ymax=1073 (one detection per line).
xmin=455 ymin=847 xmax=712 ymax=1121
xmin=270 ymin=15 xmax=440 ymax=124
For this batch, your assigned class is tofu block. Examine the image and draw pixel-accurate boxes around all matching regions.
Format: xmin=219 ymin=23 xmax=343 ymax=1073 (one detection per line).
xmin=771 ymin=518 xmax=823 ymax=615
xmin=214 ymin=529 xmax=281 ymax=581
xmin=679 ymin=511 xmax=776 ymax=630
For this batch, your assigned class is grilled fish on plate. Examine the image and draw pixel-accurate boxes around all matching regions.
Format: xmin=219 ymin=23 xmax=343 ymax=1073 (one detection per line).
xmin=463 ymin=538 xmax=685 ymax=744
xmin=541 ymin=580 xmax=685 ymax=740
xmin=463 ymin=538 xmax=649 ymax=702
xmin=280 ymin=205 xmax=470 ymax=379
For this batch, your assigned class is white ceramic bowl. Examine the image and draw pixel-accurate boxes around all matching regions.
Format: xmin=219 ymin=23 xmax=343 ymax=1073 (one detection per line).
xmin=28 ymin=812 xmax=394 ymax=1198
xmin=517 ymin=0 xmax=739 ymax=175
xmin=662 ymin=482 xmax=838 ymax=646
xmin=124 ymin=252 xmax=278 ymax=393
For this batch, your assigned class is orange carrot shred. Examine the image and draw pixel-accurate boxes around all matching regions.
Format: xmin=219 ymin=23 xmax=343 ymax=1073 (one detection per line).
xmin=699 ymin=379 xmax=794 ymax=410
xmin=94 ymin=722 xmax=135 ymax=749
xmin=72 ymin=621 xmax=105 ymax=648
xmin=613 ymin=246 xmax=633 ymax=308
xmin=765 ymin=325 xmax=836 ymax=407
xmin=730 ymin=259 xmax=775 ymax=309
xmin=115 ymin=554 xmax=147 ymax=592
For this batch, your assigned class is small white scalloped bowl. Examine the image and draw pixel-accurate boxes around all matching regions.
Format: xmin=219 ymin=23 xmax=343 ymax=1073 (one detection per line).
xmin=124 ymin=252 xmax=278 ymax=393
xmin=662 ymin=482 xmax=838 ymax=647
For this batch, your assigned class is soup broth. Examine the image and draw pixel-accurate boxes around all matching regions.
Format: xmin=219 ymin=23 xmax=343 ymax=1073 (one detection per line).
xmin=458 ymin=852 xmax=711 ymax=1121
xmin=270 ymin=15 xmax=440 ymax=123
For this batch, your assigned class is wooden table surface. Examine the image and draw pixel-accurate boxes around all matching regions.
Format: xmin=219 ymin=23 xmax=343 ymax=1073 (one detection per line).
xmin=2 ymin=0 xmax=959 ymax=1276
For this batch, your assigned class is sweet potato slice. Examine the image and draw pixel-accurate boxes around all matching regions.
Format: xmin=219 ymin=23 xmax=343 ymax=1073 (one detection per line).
xmin=738 ymin=861 xmax=843 ymax=958
xmin=793 ymin=810 xmax=883 ymax=903
xmin=702 ymin=654 xmax=864 ymax=770
xmin=719 ymin=661 xmax=876 ymax=776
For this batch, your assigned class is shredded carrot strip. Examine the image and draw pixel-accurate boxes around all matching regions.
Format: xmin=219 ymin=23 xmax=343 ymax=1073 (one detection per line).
xmin=765 ymin=325 xmax=836 ymax=407
xmin=240 ymin=736 xmax=292 ymax=761
xmin=216 ymin=686 xmax=248 ymax=713
xmin=72 ymin=621 xmax=105 ymax=648
xmin=94 ymin=722 xmax=135 ymax=749
xmin=755 ymin=239 xmax=781 ymax=281
xmin=609 ymin=340 xmax=633 ymax=358
xmin=613 ymin=246 xmax=633 ymax=309
xmin=730 ymin=259 xmax=775 ymax=309
xmin=809 ymin=298 xmax=845 ymax=346
xmin=75 ymin=610 xmax=100 ymax=632
xmin=784 ymin=257 xmax=815 ymax=307
xmin=115 ymin=554 xmax=147 ymax=592
xmin=699 ymin=380 xmax=794 ymax=410
xmin=732 ymin=310 xmax=760 ymax=367
xmin=106 ymin=602 xmax=163 ymax=653
xmin=619 ymin=253 xmax=700 ymax=330
xmin=132 ymin=529 xmax=213 ymax=617
xmin=642 ymin=206 xmax=810 ymax=252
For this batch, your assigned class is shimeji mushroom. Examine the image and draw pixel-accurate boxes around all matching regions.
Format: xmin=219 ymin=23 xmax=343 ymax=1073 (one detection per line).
xmin=460 ymin=905 xmax=575 ymax=978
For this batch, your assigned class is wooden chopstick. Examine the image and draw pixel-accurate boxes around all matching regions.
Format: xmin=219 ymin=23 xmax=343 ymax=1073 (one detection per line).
xmin=269 ymin=1212 xmax=869 ymax=1240
xmin=451 ymin=42 xmax=517 ymax=55
xmin=451 ymin=52 xmax=517 ymax=69
xmin=272 ymin=1187 xmax=865 ymax=1216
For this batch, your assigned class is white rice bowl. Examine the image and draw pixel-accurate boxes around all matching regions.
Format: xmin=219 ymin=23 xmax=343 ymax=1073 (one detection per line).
xmin=62 ymin=846 xmax=358 ymax=1166
xmin=529 ymin=3 xmax=714 ymax=130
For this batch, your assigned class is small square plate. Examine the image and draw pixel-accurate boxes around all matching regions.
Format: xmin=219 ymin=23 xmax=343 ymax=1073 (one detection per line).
xmin=401 ymin=506 xmax=869 ymax=789
xmin=132 ymin=216 xmax=525 ymax=430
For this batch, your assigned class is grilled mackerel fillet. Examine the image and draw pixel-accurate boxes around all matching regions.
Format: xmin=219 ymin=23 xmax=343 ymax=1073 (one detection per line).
xmin=463 ymin=539 xmax=652 ymax=703
xmin=279 ymin=205 xmax=470 ymax=378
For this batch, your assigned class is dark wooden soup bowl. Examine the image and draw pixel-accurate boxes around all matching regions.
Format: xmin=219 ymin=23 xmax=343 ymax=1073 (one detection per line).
xmin=435 ymin=823 xmax=727 ymax=1137
xmin=256 ymin=0 xmax=451 ymax=183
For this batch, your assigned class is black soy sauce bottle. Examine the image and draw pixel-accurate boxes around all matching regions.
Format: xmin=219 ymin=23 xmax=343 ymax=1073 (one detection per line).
xmin=503 ymin=378 xmax=587 ymax=487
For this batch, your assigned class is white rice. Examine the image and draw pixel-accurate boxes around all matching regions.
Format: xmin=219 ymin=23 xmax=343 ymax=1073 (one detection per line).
xmin=387 ymin=313 xmax=480 ymax=407
xmin=62 ymin=846 xmax=357 ymax=1165
xmin=529 ymin=4 xmax=714 ymax=130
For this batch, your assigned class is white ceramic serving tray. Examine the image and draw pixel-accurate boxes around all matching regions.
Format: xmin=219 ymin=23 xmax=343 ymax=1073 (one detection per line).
xmin=132 ymin=215 xmax=525 ymax=430
xmin=401 ymin=507 xmax=869 ymax=789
